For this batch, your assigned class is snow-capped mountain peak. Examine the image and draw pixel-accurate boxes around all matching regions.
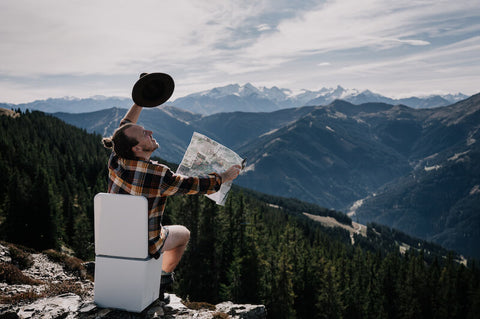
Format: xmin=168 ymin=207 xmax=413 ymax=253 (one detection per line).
xmin=170 ymin=83 xmax=469 ymax=115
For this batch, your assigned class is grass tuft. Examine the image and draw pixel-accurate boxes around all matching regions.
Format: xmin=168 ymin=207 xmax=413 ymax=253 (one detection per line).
xmin=212 ymin=312 xmax=230 ymax=319
xmin=46 ymin=280 xmax=89 ymax=298
xmin=182 ymin=300 xmax=216 ymax=311
xmin=0 ymin=290 xmax=42 ymax=304
xmin=0 ymin=280 xmax=89 ymax=305
xmin=0 ymin=263 xmax=43 ymax=285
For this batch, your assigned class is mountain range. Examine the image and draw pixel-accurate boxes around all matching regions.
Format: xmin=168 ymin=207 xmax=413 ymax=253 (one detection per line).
xmin=1 ymin=83 xmax=468 ymax=114
xmin=51 ymin=92 xmax=480 ymax=259
xmin=171 ymin=83 xmax=468 ymax=114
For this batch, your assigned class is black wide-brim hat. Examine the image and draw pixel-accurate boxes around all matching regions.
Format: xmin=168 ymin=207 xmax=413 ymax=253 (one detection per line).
xmin=132 ymin=72 xmax=175 ymax=107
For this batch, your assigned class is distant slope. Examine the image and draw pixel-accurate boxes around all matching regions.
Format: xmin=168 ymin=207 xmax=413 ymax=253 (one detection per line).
xmin=352 ymin=94 xmax=480 ymax=258
xmin=187 ymin=106 xmax=316 ymax=149
xmin=238 ymin=101 xmax=428 ymax=209
xmin=54 ymin=107 xmax=126 ymax=137
xmin=54 ymin=106 xmax=201 ymax=162
xmin=353 ymin=148 xmax=480 ymax=259
xmin=3 ymin=96 xmax=132 ymax=113
xmin=54 ymin=105 xmax=317 ymax=163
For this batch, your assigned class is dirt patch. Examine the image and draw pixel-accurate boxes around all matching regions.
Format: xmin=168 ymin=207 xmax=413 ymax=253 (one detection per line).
xmin=303 ymin=213 xmax=367 ymax=244
xmin=0 ymin=108 xmax=20 ymax=118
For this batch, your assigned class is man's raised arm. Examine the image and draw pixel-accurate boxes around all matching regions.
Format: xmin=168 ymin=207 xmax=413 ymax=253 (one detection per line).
xmin=120 ymin=103 xmax=143 ymax=126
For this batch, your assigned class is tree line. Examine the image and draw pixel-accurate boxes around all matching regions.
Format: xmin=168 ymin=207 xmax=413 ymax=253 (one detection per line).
xmin=0 ymin=109 xmax=108 ymax=258
xmin=0 ymin=110 xmax=479 ymax=318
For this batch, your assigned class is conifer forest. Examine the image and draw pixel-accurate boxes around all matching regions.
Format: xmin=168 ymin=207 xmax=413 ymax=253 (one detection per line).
xmin=1 ymin=110 xmax=479 ymax=318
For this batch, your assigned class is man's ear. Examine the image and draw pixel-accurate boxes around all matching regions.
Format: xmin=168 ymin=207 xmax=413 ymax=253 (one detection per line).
xmin=132 ymin=145 xmax=141 ymax=154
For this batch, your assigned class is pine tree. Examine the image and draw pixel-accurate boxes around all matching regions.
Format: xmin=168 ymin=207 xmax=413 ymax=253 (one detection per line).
xmin=316 ymin=260 xmax=344 ymax=319
xmin=378 ymin=252 xmax=402 ymax=319
xmin=269 ymin=224 xmax=296 ymax=319
xmin=72 ymin=212 xmax=93 ymax=260
xmin=29 ymin=167 xmax=63 ymax=250
xmin=196 ymin=197 xmax=220 ymax=302
xmin=222 ymin=246 xmax=243 ymax=301
xmin=4 ymin=169 xmax=32 ymax=247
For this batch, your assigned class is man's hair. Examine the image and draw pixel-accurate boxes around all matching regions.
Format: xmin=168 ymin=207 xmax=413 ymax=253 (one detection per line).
xmin=102 ymin=123 xmax=139 ymax=159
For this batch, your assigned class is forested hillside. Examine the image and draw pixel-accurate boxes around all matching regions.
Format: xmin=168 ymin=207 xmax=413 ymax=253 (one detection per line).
xmin=167 ymin=193 xmax=480 ymax=319
xmin=0 ymin=109 xmax=109 ymax=258
xmin=1 ymin=109 xmax=479 ymax=318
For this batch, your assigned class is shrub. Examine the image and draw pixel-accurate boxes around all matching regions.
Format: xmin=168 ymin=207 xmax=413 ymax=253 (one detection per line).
xmin=43 ymin=249 xmax=87 ymax=280
xmin=0 ymin=263 xmax=43 ymax=285
xmin=8 ymin=244 xmax=34 ymax=270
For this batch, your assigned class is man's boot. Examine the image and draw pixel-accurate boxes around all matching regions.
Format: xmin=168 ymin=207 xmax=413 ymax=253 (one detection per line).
xmin=159 ymin=271 xmax=174 ymax=304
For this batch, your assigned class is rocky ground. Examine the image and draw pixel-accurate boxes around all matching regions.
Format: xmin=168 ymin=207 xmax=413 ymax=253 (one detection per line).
xmin=0 ymin=243 xmax=266 ymax=318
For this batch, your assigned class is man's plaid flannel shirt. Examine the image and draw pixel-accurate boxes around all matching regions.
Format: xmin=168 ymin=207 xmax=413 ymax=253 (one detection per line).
xmin=107 ymin=150 xmax=222 ymax=259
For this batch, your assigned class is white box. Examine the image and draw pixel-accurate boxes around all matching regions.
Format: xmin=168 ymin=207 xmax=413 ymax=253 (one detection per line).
xmin=94 ymin=254 xmax=163 ymax=313
xmin=94 ymin=193 xmax=149 ymax=259
xmin=93 ymin=193 xmax=163 ymax=313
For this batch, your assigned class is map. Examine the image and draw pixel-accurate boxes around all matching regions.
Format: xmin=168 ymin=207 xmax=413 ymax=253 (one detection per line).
xmin=176 ymin=132 xmax=245 ymax=205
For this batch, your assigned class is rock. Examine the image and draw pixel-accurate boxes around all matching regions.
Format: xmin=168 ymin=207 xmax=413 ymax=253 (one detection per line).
xmin=161 ymin=295 xmax=267 ymax=319
xmin=0 ymin=246 xmax=11 ymax=264
xmin=0 ymin=243 xmax=267 ymax=319
xmin=16 ymin=293 xmax=81 ymax=318
xmin=22 ymin=254 xmax=76 ymax=282
xmin=146 ymin=302 xmax=164 ymax=319
xmin=0 ymin=311 xmax=19 ymax=319
xmin=216 ymin=301 xmax=267 ymax=319
xmin=82 ymin=262 xmax=95 ymax=278
xmin=77 ymin=301 xmax=97 ymax=314
xmin=163 ymin=294 xmax=189 ymax=313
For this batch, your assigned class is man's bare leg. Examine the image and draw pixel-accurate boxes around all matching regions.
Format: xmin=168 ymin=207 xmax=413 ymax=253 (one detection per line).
xmin=161 ymin=225 xmax=190 ymax=273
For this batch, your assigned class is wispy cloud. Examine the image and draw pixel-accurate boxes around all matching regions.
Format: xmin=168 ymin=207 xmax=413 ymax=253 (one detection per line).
xmin=238 ymin=0 xmax=477 ymax=63
xmin=256 ymin=24 xmax=272 ymax=32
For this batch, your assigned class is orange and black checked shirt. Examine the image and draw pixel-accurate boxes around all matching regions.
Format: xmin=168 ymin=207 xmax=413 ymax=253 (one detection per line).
xmin=107 ymin=152 xmax=222 ymax=258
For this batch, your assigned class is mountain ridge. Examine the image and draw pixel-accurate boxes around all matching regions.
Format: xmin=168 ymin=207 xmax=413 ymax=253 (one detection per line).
xmin=1 ymin=83 xmax=468 ymax=114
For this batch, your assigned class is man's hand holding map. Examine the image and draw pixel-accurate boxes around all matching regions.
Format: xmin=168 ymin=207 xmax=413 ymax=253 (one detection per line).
xmin=176 ymin=132 xmax=245 ymax=205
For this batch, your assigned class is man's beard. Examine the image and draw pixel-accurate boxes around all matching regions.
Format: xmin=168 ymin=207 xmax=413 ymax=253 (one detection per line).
xmin=142 ymin=142 xmax=159 ymax=153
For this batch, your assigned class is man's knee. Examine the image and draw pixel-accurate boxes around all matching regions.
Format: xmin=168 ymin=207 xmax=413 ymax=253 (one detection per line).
xmin=181 ymin=226 xmax=190 ymax=244
xmin=170 ymin=225 xmax=190 ymax=245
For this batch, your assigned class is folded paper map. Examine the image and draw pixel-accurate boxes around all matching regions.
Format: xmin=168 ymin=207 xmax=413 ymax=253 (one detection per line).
xmin=176 ymin=132 xmax=245 ymax=205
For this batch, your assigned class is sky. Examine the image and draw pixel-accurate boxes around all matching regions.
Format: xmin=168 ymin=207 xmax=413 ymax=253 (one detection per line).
xmin=1 ymin=0 xmax=479 ymax=103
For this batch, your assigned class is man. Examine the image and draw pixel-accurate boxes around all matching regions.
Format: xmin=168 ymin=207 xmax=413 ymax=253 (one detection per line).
xmin=102 ymin=102 xmax=241 ymax=301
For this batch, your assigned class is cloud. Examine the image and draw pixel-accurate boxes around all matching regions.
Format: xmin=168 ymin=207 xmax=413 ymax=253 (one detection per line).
xmin=240 ymin=0 xmax=477 ymax=60
xmin=0 ymin=1 xmax=230 ymax=75
xmin=199 ymin=0 xmax=480 ymax=95
xmin=0 ymin=0 xmax=479 ymax=102
xmin=0 ymin=0 xmax=325 ymax=77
